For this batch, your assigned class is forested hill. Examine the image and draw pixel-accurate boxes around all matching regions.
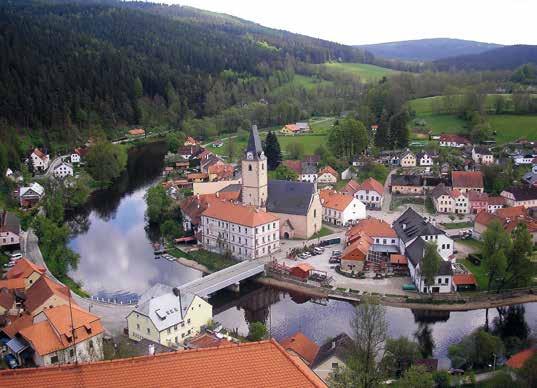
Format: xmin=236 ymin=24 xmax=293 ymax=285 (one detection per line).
xmin=0 ymin=0 xmax=367 ymax=143
xmin=433 ymin=45 xmax=537 ymax=71
xmin=357 ymin=38 xmax=502 ymax=61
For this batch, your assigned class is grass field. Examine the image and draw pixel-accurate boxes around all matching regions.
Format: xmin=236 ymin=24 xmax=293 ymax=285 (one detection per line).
xmin=462 ymin=258 xmax=488 ymax=290
xmin=409 ymin=95 xmax=537 ymax=143
xmin=323 ymin=62 xmax=398 ymax=81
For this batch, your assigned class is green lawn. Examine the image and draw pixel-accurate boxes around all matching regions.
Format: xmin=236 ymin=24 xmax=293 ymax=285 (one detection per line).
xmin=488 ymin=114 xmax=537 ymax=143
xmin=457 ymin=238 xmax=484 ymax=252
xmin=169 ymin=248 xmax=237 ymax=272
xmin=440 ymin=221 xmax=473 ymax=230
xmin=462 ymin=258 xmax=488 ymax=290
xmin=310 ymin=226 xmax=334 ymax=240
xmin=323 ymin=62 xmax=398 ymax=81
xmin=278 ymin=133 xmax=328 ymax=155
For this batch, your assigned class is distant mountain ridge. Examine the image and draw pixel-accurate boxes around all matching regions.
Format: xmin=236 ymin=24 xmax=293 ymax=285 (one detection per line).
xmin=433 ymin=45 xmax=537 ymax=71
xmin=357 ymin=38 xmax=502 ymax=61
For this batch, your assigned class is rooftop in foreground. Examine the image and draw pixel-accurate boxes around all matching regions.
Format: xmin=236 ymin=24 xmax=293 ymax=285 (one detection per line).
xmin=0 ymin=339 xmax=326 ymax=388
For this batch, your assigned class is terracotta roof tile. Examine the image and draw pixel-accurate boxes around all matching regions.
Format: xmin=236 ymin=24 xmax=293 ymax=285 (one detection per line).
xmin=128 ymin=128 xmax=145 ymax=135
xmin=452 ymin=171 xmax=483 ymax=189
xmin=0 ymin=339 xmax=327 ymax=388
xmin=6 ymin=258 xmax=46 ymax=280
xmin=342 ymin=233 xmax=372 ymax=261
xmin=0 ymin=288 xmax=15 ymax=310
xmin=280 ymin=332 xmax=320 ymax=365
xmin=319 ymin=166 xmax=338 ymax=179
xmin=32 ymin=148 xmax=47 ymax=160
xmin=347 ymin=218 xmax=397 ymax=239
xmin=390 ymin=254 xmax=407 ymax=265
xmin=342 ymin=179 xmax=360 ymax=195
xmin=24 ymin=275 xmax=72 ymax=314
xmin=319 ymin=189 xmax=354 ymax=211
xmin=202 ymin=200 xmax=279 ymax=227
xmin=187 ymin=333 xmax=232 ymax=349
xmin=506 ymin=348 xmax=536 ymax=369
xmin=0 ymin=278 xmax=26 ymax=290
xmin=1 ymin=313 xmax=33 ymax=338
xmin=359 ymin=177 xmax=384 ymax=195
xmin=452 ymin=274 xmax=477 ymax=286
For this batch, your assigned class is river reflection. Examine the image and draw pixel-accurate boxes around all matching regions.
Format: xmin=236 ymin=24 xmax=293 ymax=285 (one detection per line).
xmin=68 ymin=142 xmax=202 ymax=298
xmin=212 ymin=284 xmax=537 ymax=360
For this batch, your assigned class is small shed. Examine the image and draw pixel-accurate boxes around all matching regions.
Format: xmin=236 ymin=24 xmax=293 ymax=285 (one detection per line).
xmin=290 ymin=263 xmax=314 ymax=280
xmin=452 ymin=274 xmax=477 ymax=291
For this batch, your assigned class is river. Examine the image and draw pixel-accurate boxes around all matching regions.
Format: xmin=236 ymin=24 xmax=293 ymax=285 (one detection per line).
xmin=67 ymin=142 xmax=536 ymax=362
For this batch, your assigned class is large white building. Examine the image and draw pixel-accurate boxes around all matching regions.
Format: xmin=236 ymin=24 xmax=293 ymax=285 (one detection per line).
xmin=200 ymin=200 xmax=280 ymax=260
xmin=127 ymin=284 xmax=212 ymax=348
xmin=53 ymin=162 xmax=74 ymax=179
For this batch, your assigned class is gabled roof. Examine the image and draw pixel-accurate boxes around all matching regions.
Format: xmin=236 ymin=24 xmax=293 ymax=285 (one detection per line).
xmin=502 ymin=185 xmax=537 ymax=201
xmin=319 ymin=166 xmax=338 ymax=178
xmin=24 ymin=275 xmax=72 ymax=313
xmin=319 ymin=190 xmax=355 ymax=212
xmin=186 ymin=333 xmax=232 ymax=349
xmin=267 ymin=180 xmax=316 ymax=216
xmin=0 ymin=288 xmax=15 ymax=310
xmin=506 ymin=348 xmax=536 ymax=369
xmin=342 ymin=233 xmax=372 ymax=261
xmin=451 ymin=171 xmax=483 ymax=188
xmin=342 ymin=179 xmax=360 ymax=195
xmin=202 ymin=200 xmax=279 ymax=227
xmin=180 ymin=193 xmax=241 ymax=226
xmin=393 ymin=208 xmax=444 ymax=243
xmin=406 ymin=238 xmax=453 ymax=276
xmin=1 ymin=313 xmax=33 ymax=338
xmin=359 ymin=177 xmax=384 ymax=195
xmin=312 ymin=333 xmax=353 ymax=369
xmin=0 ymin=210 xmax=20 ymax=235
xmin=0 ymin=278 xmax=26 ymax=290
xmin=32 ymin=148 xmax=48 ymax=160
xmin=19 ymin=182 xmax=45 ymax=197
xmin=468 ymin=191 xmax=489 ymax=202
xmin=282 ymin=160 xmax=302 ymax=175
xmin=20 ymin=305 xmax=104 ymax=356
xmin=279 ymin=332 xmax=320 ymax=365
xmin=347 ymin=218 xmax=396 ymax=238
xmin=430 ymin=183 xmax=451 ymax=199
xmin=452 ymin=274 xmax=477 ymax=286
xmin=0 ymin=339 xmax=327 ymax=388
xmin=245 ymin=125 xmax=265 ymax=160
xmin=6 ymin=258 xmax=46 ymax=280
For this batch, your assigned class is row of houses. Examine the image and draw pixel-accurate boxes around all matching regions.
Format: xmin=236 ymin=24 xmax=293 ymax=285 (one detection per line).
xmin=0 ymin=258 xmax=104 ymax=367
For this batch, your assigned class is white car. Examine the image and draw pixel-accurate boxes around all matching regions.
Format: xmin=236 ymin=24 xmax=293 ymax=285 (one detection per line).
xmin=9 ymin=253 xmax=22 ymax=260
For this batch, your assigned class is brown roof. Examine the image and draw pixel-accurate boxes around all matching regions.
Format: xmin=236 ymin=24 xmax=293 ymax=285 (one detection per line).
xmin=452 ymin=171 xmax=483 ymax=189
xmin=342 ymin=179 xmax=360 ymax=195
xmin=180 ymin=193 xmax=240 ymax=226
xmin=452 ymin=274 xmax=477 ymax=286
xmin=359 ymin=177 xmax=384 ymax=194
xmin=187 ymin=333 xmax=232 ymax=349
xmin=0 ymin=288 xmax=15 ymax=310
xmin=319 ymin=189 xmax=354 ymax=211
xmin=487 ymin=196 xmax=506 ymax=206
xmin=0 ymin=278 xmax=26 ymax=290
xmin=6 ymin=258 xmax=46 ymax=280
xmin=283 ymin=124 xmax=300 ymax=132
xmin=184 ymin=136 xmax=199 ymax=145
xmin=497 ymin=206 xmax=526 ymax=219
xmin=319 ymin=166 xmax=338 ymax=179
xmin=208 ymin=164 xmax=234 ymax=180
xmin=24 ymin=275 xmax=72 ymax=314
xmin=0 ymin=339 xmax=327 ymax=388
xmin=279 ymin=332 xmax=320 ymax=365
xmin=128 ymin=128 xmax=145 ymax=135
xmin=282 ymin=160 xmax=302 ymax=174
xmin=347 ymin=218 xmax=397 ymax=239
xmin=32 ymin=148 xmax=47 ymax=160
xmin=1 ymin=313 xmax=33 ymax=338
xmin=342 ymin=233 xmax=372 ymax=261
xmin=506 ymin=348 xmax=536 ymax=369
xmin=202 ymin=200 xmax=279 ymax=228
xmin=468 ymin=191 xmax=489 ymax=203
xmin=439 ymin=134 xmax=470 ymax=144
xmin=19 ymin=304 xmax=104 ymax=356
xmin=475 ymin=207 xmax=537 ymax=234
xmin=390 ymin=254 xmax=407 ymax=265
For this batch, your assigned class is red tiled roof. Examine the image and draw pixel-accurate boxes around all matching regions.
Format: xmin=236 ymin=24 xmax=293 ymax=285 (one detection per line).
xmin=293 ymin=263 xmax=314 ymax=273
xmin=341 ymin=179 xmax=360 ymax=195
xmin=487 ymin=196 xmax=506 ymax=206
xmin=452 ymin=274 xmax=477 ymax=286
xmin=347 ymin=218 xmax=397 ymax=239
xmin=468 ymin=191 xmax=488 ymax=203
xmin=319 ymin=189 xmax=354 ymax=211
xmin=128 ymin=128 xmax=145 ymax=136
xmin=202 ymin=200 xmax=279 ymax=227
xmin=452 ymin=171 xmax=483 ymax=189
xmin=32 ymin=148 xmax=47 ymax=160
xmin=283 ymin=124 xmax=300 ymax=132
xmin=24 ymin=275 xmax=72 ymax=314
xmin=319 ymin=166 xmax=338 ymax=179
xmin=0 ymin=339 xmax=327 ymax=388
xmin=359 ymin=177 xmax=384 ymax=195
xmin=1 ymin=313 xmax=33 ymax=338
xmin=390 ymin=254 xmax=407 ymax=265
xmin=208 ymin=164 xmax=234 ymax=180
xmin=0 ymin=288 xmax=14 ymax=310
xmin=6 ymin=258 xmax=46 ymax=280
xmin=187 ymin=333 xmax=232 ymax=349
xmin=506 ymin=348 xmax=536 ymax=369
xmin=497 ymin=206 xmax=526 ymax=219
xmin=282 ymin=160 xmax=302 ymax=174
xmin=279 ymin=332 xmax=320 ymax=365
xmin=342 ymin=233 xmax=372 ymax=261
xmin=0 ymin=278 xmax=26 ymax=290
xmin=439 ymin=134 xmax=470 ymax=144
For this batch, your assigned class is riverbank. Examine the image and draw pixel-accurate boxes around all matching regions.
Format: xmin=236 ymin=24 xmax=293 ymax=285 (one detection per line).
xmin=260 ymin=274 xmax=537 ymax=311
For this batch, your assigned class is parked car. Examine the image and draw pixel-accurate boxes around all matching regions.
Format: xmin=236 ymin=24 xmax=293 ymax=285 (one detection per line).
xmin=302 ymin=252 xmax=311 ymax=258
xmin=3 ymin=354 xmax=18 ymax=369
xmin=9 ymin=252 xmax=22 ymax=260
xmin=329 ymin=257 xmax=341 ymax=264
xmin=313 ymin=247 xmax=324 ymax=255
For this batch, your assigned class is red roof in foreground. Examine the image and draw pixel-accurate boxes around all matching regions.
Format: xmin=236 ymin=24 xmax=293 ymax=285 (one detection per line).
xmin=0 ymin=339 xmax=327 ymax=388
xmin=279 ymin=332 xmax=320 ymax=365
xmin=452 ymin=274 xmax=477 ymax=286
xmin=506 ymin=348 xmax=536 ymax=369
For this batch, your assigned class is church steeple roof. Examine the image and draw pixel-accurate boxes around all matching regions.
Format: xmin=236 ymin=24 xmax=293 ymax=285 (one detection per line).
xmin=245 ymin=125 xmax=265 ymax=160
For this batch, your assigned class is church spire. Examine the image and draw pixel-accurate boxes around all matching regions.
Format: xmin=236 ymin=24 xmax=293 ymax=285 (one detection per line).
xmin=245 ymin=125 xmax=265 ymax=160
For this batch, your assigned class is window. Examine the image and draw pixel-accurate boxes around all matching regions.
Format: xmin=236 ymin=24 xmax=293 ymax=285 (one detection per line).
xmin=167 ymin=328 xmax=171 ymax=334
xmin=174 ymin=325 xmax=178 ymax=331
xmin=50 ymin=355 xmax=59 ymax=364
xmin=136 ymin=323 xmax=140 ymax=330
xmin=70 ymin=349 xmax=74 ymax=358
xmin=437 ymin=278 xmax=441 ymax=284
xmin=187 ymin=319 xmax=191 ymax=324
xmin=147 ymin=328 xmax=151 ymax=334
xmin=248 ymin=164 xmax=252 ymax=171
xmin=445 ymin=277 xmax=449 ymax=284
xmin=175 ymin=336 xmax=178 ymax=343
xmin=314 ymin=209 xmax=317 ymax=218
xmin=332 ymin=362 xmax=339 ymax=369
xmin=182 ymin=333 xmax=185 ymax=338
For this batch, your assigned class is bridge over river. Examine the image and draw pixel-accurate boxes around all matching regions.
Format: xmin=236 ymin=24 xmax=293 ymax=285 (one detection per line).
xmin=179 ymin=260 xmax=266 ymax=297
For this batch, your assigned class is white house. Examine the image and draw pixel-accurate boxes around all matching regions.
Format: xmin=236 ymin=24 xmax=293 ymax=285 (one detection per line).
xmin=0 ymin=210 xmax=20 ymax=248
xmin=471 ymin=146 xmax=494 ymax=165
xmin=405 ymin=238 xmax=453 ymax=294
xmin=127 ymin=284 xmax=212 ymax=348
xmin=30 ymin=148 xmax=50 ymax=171
xmin=501 ymin=186 xmax=537 ymax=208
xmin=19 ymin=182 xmax=45 ymax=208
xmin=53 ymin=162 xmax=74 ymax=179
xmin=512 ymin=153 xmax=535 ymax=166
xmin=347 ymin=178 xmax=384 ymax=210
xmin=417 ymin=152 xmax=434 ymax=167
xmin=200 ymin=200 xmax=280 ymax=260
xmin=393 ymin=207 xmax=454 ymax=261
xmin=317 ymin=166 xmax=338 ymax=184
xmin=452 ymin=190 xmax=470 ymax=214
xmin=431 ymin=184 xmax=454 ymax=214
xmin=319 ymin=190 xmax=366 ymax=226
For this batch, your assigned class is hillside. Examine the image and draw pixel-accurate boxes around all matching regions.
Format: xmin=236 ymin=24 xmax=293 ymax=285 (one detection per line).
xmin=434 ymin=45 xmax=537 ymax=71
xmin=0 ymin=0 xmax=368 ymax=145
xmin=357 ymin=38 xmax=502 ymax=61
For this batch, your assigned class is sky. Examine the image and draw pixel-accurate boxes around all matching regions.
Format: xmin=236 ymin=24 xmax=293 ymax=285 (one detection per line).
xmin=158 ymin=0 xmax=537 ymax=46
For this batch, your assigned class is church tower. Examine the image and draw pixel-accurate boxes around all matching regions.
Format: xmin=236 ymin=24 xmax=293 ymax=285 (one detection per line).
xmin=242 ymin=125 xmax=268 ymax=208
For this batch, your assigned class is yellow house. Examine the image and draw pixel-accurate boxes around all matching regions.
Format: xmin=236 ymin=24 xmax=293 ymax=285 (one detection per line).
xmin=399 ymin=150 xmax=416 ymax=168
xmin=24 ymin=275 xmax=74 ymax=316
xmin=127 ymin=284 xmax=213 ymax=348
xmin=6 ymin=258 xmax=46 ymax=289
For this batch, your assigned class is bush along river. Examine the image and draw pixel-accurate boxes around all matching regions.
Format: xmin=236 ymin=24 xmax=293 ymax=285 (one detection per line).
xmin=67 ymin=142 xmax=536 ymax=366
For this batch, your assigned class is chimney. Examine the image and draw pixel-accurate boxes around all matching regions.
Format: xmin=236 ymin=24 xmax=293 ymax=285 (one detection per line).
xmin=216 ymin=192 xmax=219 ymax=198
xmin=148 ymin=344 xmax=155 ymax=356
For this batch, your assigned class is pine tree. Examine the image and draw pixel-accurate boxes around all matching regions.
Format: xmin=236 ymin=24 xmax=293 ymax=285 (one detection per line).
xmin=263 ymin=131 xmax=282 ymax=170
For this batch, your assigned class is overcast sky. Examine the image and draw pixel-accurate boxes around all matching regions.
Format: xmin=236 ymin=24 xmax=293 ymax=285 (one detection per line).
xmin=158 ymin=0 xmax=537 ymax=45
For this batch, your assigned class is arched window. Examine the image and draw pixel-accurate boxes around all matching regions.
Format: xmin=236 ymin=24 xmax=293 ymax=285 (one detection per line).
xmin=248 ymin=164 xmax=252 ymax=171
xmin=261 ymin=163 xmax=264 ymax=170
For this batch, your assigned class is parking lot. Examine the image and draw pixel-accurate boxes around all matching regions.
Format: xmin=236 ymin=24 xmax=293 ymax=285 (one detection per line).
xmin=278 ymin=242 xmax=412 ymax=296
